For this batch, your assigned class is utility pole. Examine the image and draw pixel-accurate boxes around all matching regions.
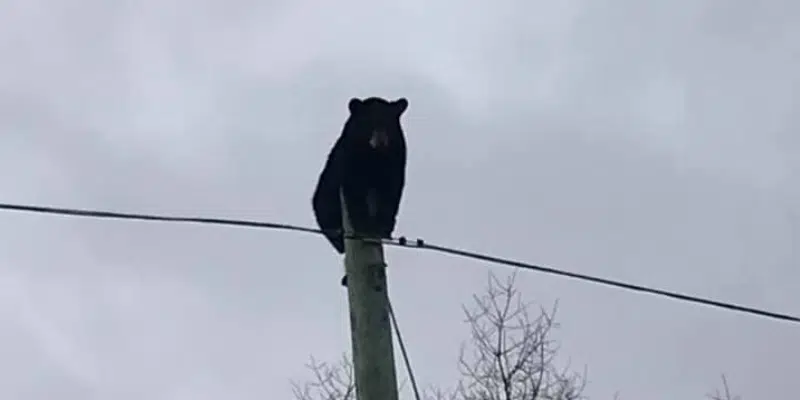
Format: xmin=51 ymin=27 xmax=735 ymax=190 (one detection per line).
xmin=340 ymin=190 xmax=399 ymax=400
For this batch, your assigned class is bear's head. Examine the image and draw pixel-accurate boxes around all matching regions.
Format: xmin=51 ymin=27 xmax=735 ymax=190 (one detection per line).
xmin=346 ymin=97 xmax=408 ymax=151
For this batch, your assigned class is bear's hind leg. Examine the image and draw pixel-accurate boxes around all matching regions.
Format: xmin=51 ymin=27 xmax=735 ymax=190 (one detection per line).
xmin=313 ymin=185 xmax=345 ymax=254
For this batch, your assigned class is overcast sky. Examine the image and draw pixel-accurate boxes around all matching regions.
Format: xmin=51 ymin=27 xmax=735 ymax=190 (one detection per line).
xmin=1 ymin=0 xmax=798 ymax=399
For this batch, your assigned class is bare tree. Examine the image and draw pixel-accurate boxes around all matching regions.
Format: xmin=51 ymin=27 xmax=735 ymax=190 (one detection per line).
xmin=292 ymin=272 xmax=741 ymax=400
xmin=450 ymin=272 xmax=585 ymax=400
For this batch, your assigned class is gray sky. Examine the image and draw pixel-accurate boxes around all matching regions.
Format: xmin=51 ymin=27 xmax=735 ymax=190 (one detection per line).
xmin=0 ymin=0 xmax=798 ymax=399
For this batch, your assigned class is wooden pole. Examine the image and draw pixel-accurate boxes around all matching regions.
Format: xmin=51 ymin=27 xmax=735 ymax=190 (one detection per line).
xmin=340 ymin=189 xmax=399 ymax=400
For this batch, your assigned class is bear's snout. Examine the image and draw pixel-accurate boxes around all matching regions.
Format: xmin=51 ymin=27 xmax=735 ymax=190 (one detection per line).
xmin=369 ymin=130 xmax=390 ymax=149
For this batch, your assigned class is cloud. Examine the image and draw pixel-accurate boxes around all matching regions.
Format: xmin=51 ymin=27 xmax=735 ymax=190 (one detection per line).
xmin=0 ymin=0 xmax=797 ymax=399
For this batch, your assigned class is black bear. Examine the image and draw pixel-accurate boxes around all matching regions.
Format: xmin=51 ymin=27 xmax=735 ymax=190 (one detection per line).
xmin=311 ymin=97 xmax=409 ymax=286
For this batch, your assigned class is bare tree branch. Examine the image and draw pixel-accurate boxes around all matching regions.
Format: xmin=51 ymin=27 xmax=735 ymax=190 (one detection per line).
xmin=425 ymin=385 xmax=460 ymax=400
xmin=292 ymin=354 xmax=355 ymax=400
xmin=707 ymin=374 xmax=741 ymax=400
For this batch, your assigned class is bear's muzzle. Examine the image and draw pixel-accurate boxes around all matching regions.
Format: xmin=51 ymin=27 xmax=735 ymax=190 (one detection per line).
xmin=369 ymin=130 xmax=390 ymax=149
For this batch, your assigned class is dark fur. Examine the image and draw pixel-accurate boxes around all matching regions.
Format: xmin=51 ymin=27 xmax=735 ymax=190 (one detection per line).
xmin=312 ymin=97 xmax=409 ymax=254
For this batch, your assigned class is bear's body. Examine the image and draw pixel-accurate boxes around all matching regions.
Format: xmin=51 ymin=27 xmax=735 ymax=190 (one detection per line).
xmin=312 ymin=97 xmax=409 ymax=260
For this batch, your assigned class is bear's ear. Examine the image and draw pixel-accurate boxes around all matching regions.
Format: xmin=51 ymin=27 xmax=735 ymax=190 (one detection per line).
xmin=392 ymin=98 xmax=408 ymax=115
xmin=348 ymin=98 xmax=362 ymax=114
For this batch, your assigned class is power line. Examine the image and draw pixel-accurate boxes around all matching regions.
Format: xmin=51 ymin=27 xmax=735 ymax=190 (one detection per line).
xmin=1 ymin=201 xmax=798 ymax=325
xmin=418 ymin=242 xmax=800 ymax=324
xmin=386 ymin=296 xmax=421 ymax=400
xmin=0 ymin=202 xmax=323 ymax=235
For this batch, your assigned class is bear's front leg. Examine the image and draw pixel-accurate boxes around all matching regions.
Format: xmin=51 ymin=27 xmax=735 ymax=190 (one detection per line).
xmin=373 ymin=171 xmax=403 ymax=239
xmin=372 ymin=194 xmax=394 ymax=239
xmin=341 ymin=180 xmax=373 ymax=238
